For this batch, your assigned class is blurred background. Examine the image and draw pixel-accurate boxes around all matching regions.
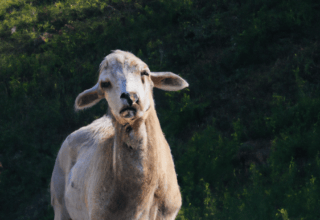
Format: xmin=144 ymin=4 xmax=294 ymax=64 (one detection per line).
xmin=1 ymin=0 xmax=320 ymax=219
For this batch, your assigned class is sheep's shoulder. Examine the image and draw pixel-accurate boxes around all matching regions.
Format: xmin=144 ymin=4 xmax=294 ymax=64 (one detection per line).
xmin=65 ymin=115 xmax=115 ymax=155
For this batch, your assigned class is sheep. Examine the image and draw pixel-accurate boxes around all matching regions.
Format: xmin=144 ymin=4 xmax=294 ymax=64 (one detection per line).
xmin=50 ymin=50 xmax=188 ymax=220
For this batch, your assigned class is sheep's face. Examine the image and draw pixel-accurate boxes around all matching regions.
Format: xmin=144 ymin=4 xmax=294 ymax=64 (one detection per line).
xmin=75 ymin=50 xmax=189 ymax=124
xmin=98 ymin=54 xmax=152 ymax=123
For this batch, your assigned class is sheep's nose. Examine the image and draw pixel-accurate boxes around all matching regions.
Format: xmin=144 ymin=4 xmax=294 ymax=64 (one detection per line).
xmin=120 ymin=92 xmax=139 ymax=106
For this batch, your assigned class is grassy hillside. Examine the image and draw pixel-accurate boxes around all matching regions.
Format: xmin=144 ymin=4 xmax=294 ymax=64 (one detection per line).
xmin=1 ymin=0 xmax=320 ymax=219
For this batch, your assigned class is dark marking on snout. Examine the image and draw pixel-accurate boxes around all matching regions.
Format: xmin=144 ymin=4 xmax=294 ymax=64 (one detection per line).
xmin=120 ymin=92 xmax=139 ymax=106
xmin=121 ymin=93 xmax=133 ymax=106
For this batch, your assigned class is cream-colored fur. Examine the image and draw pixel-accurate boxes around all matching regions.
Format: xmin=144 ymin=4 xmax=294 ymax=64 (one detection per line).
xmin=50 ymin=50 xmax=188 ymax=220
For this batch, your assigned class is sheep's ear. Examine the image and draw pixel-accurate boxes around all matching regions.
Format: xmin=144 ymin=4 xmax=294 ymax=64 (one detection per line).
xmin=75 ymin=83 xmax=104 ymax=111
xmin=150 ymin=72 xmax=189 ymax=91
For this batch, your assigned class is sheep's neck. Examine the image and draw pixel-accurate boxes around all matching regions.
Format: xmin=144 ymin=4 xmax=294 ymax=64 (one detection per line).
xmin=112 ymin=106 xmax=164 ymax=183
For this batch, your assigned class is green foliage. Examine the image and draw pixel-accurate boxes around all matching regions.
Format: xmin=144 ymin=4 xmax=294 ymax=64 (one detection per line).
xmin=175 ymin=96 xmax=320 ymax=220
xmin=1 ymin=0 xmax=320 ymax=219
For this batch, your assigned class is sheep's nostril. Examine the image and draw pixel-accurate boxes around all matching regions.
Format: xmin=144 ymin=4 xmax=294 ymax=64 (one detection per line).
xmin=121 ymin=92 xmax=139 ymax=106
xmin=120 ymin=93 xmax=133 ymax=106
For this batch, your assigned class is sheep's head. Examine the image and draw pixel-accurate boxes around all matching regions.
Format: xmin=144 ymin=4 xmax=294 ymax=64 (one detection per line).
xmin=75 ymin=50 xmax=188 ymax=124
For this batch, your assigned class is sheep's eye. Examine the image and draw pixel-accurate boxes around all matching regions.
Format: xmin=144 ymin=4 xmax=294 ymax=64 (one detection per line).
xmin=141 ymin=71 xmax=149 ymax=76
xmin=101 ymin=81 xmax=111 ymax=89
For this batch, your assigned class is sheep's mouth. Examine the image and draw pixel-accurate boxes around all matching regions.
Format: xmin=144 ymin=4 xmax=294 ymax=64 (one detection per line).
xmin=120 ymin=107 xmax=137 ymax=118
